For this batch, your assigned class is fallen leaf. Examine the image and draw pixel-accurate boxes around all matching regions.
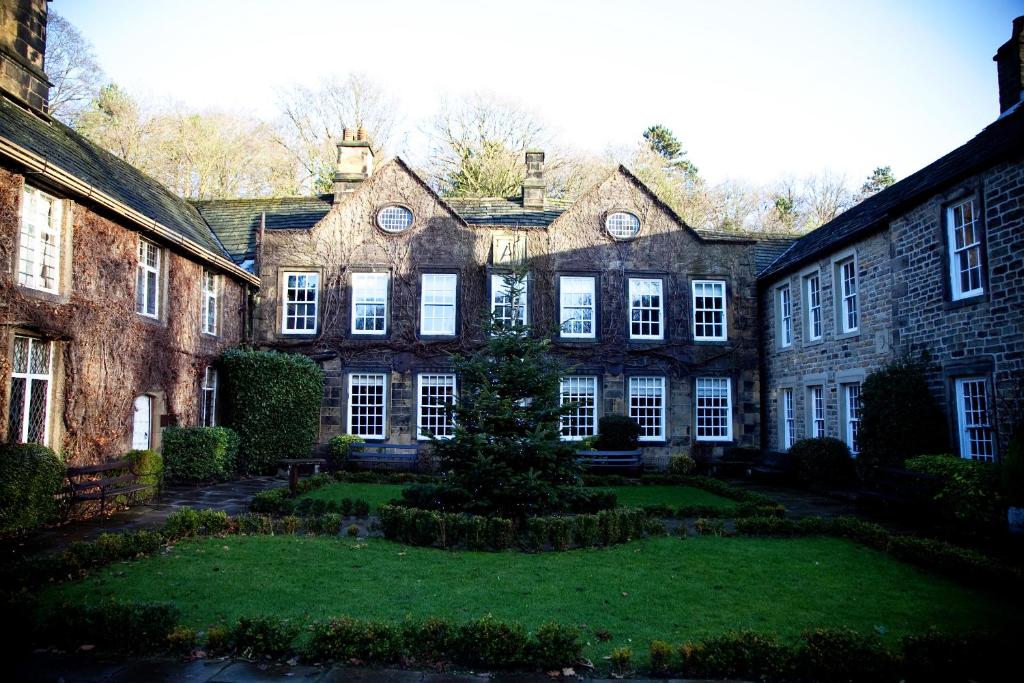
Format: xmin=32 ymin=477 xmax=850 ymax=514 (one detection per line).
xmin=621 ymin=592 xmax=629 ymax=597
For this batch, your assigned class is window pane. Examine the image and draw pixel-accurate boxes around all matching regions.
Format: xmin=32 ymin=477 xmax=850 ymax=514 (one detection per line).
xmin=696 ymin=377 xmax=731 ymax=441
xmin=560 ymin=276 xmax=595 ymax=337
xmin=349 ymin=373 xmax=386 ymax=438
xmin=561 ymin=376 xmax=597 ymax=439
xmin=629 ymin=376 xmax=664 ymax=440
xmin=629 ymin=279 xmax=662 ymax=339
xmin=353 ymin=273 xmax=389 ymax=333
xmin=606 ymin=212 xmax=640 ymax=239
xmin=418 ymin=374 xmax=456 ymax=439
xmin=958 ymin=378 xmax=994 ymax=461
xmin=693 ymin=280 xmax=726 ymax=340
xmin=492 ymin=274 xmax=527 ymax=328
xmin=421 ymin=274 xmax=457 ymax=335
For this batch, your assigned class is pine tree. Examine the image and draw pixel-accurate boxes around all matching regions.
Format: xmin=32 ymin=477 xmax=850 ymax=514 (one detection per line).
xmin=412 ymin=270 xmax=587 ymax=518
xmin=642 ymin=124 xmax=699 ymax=181
xmin=858 ymin=166 xmax=896 ymax=200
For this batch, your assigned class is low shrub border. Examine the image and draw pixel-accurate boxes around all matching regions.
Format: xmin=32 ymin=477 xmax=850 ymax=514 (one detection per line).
xmin=377 ymin=505 xmax=663 ymax=551
xmin=27 ymin=603 xmax=1011 ymax=680
xmin=735 ymin=515 xmax=1024 ymax=591
xmin=582 ymin=473 xmax=785 ymax=518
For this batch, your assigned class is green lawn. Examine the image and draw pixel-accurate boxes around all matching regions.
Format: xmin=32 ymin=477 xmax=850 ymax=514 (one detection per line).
xmin=299 ymin=482 xmax=737 ymax=514
xmin=41 ymin=535 xmax=1018 ymax=660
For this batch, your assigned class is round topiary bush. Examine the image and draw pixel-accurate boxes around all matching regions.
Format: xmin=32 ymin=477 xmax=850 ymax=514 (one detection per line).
xmin=595 ymin=416 xmax=641 ymax=451
xmin=328 ymin=433 xmax=364 ymax=470
xmin=0 ymin=442 xmax=65 ymax=536
xmin=161 ymin=426 xmax=239 ymax=482
xmin=789 ymin=437 xmax=854 ymax=489
xmin=125 ymin=449 xmax=163 ymax=502
xmin=220 ymin=349 xmax=324 ymax=475
xmin=667 ymin=453 xmax=696 ymax=476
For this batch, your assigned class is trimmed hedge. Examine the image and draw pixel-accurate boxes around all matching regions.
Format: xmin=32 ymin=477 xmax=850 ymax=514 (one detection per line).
xmin=161 ymin=427 xmax=238 ymax=482
xmin=220 ymin=349 xmax=324 ymax=475
xmin=0 ymin=442 xmax=65 ymax=536
xmin=789 ymin=437 xmax=854 ymax=489
xmin=377 ymin=505 xmax=659 ymax=551
xmin=36 ymin=601 xmax=180 ymax=654
xmin=328 ymin=434 xmax=364 ymax=469
xmin=904 ymin=454 xmax=1004 ymax=527
xmin=595 ymin=415 xmax=641 ymax=450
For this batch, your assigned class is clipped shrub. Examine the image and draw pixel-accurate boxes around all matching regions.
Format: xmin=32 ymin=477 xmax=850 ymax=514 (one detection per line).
xmin=162 ymin=508 xmax=231 ymax=539
xmin=648 ymin=639 xmax=673 ymax=676
xmin=455 ymin=614 xmax=530 ymax=669
xmin=236 ymin=513 xmax=273 ymax=535
xmin=400 ymin=482 xmax=473 ymax=511
xmin=595 ymin=415 xmax=641 ymax=451
xmin=220 ymin=349 xmax=324 ymax=475
xmin=0 ymin=442 xmax=65 ymax=536
xmin=789 ymin=437 xmax=854 ymax=489
xmin=38 ymin=601 xmax=180 ymax=653
xmin=533 ymin=622 xmax=581 ymax=670
xmin=679 ymin=631 xmax=789 ymax=681
xmin=161 ymin=426 xmax=239 ymax=482
xmin=402 ymin=617 xmax=455 ymax=664
xmin=250 ymin=488 xmax=294 ymax=515
xmin=609 ymin=646 xmax=633 ymax=676
xmin=328 ymin=434 xmax=365 ymax=469
xmin=205 ymin=625 xmax=231 ymax=653
xmin=125 ymin=449 xmax=162 ymax=501
xmin=564 ymin=487 xmax=617 ymax=513
xmin=231 ymin=615 xmax=301 ymax=659
xmin=667 ymin=453 xmax=696 ymax=476
xmin=547 ymin=516 xmax=572 ymax=551
xmin=794 ymin=627 xmax=895 ymax=682
xmin=905 ymin=454 xmax=1004 ymax=526
xmin=167 ymin=625 xmax=198 ymax=653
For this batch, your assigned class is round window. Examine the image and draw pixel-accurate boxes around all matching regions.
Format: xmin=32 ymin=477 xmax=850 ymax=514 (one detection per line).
xmin=605 ymin=211 xmax=641 ymax=239
xmin=376 ymin=205 xmax=414 ymax=233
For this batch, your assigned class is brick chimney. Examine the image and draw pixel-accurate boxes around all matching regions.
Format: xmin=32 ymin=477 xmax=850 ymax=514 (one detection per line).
xmin=0 ymin=0 xmax=50 ymax=113
xmin=522 ymin=149 xmax=545 ymax=209
xmin=332 ymin=127 xmax=374 ymax=203
xmin=995 ymin=16 xmax=1024 ymax=115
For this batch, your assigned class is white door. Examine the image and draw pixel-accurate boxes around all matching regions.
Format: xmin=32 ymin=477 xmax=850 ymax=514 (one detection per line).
xmin=132 ymin=395 xmax=152 ymax=450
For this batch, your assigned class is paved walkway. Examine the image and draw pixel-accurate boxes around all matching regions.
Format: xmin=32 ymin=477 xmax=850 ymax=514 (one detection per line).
xmin=3 ymin=476 xmax=284 ymax=558
xmin=11 ymin=653 xmax=746 ymax=682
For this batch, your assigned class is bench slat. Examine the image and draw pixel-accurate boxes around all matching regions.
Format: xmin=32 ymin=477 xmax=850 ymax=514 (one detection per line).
xmin=67 ymin=459 xmax=131 ymax=476
xmin=70 ymin=473 xmax=137 ymax=491
xmin=74 ymin=485 xmax=152 ymax=501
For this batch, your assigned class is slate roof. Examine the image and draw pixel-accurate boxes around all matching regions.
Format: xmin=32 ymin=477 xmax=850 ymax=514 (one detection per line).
xmin=0 ymin=96 xmax=229 ymax=260
xmin=445 ymin=196 xmax=572 ymax=227
xmin=753 ymin=236 xmax=800 ymax=275
xmin=758 ymin=106 xmax=1024 ymax=280
xmin=193 ymin=195 xmax=333 ymax=263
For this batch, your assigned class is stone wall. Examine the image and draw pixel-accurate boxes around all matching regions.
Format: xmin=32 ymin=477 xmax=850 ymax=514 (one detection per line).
xmin=0 ymin=167 xmax=247 ymax=464
xmin=254 ymin=162 xmax=763 ymax=466
xmin=0 ymin=0 xmax=48 ymax=112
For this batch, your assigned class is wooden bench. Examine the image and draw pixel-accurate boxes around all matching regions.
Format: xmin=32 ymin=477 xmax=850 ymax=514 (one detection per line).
xmin=858 ymin=466 xmax=941 ymax=511
xmin=279 ymin=457 xmax=328 ymax=494
xmin=66 ymin=459 xmax=159 ymax=515
xmin=348 ymin=443 xmax=419 ymax=471
xmin=748 ymin=451 xmax=793 ymax=482
xmin=577 ymin=450 xmax=644 ymax=473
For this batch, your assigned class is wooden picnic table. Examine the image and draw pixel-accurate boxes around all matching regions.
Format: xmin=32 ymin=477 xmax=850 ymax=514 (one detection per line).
xmin=279 ymin=458 xmax=327 ymax=494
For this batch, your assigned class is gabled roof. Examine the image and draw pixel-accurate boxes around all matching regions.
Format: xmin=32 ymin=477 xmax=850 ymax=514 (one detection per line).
xmin=445 ymin=196 xmax=572 ymax=227
xmin=753 ymin=236 xmax=800 ymax=274
xmin=0 ymin=96 xmax=255 ymax=282
xmin=758 ymin=106 xmax=1024 ymax=281
xmin=193 ymin=195 xmax=333 ymax=263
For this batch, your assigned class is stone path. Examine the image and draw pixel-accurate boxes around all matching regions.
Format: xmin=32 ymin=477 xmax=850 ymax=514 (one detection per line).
xmin=11 ymin=653 xmax=746 ymax=683
xmin=4 ymin=476 xmax=284 ymax=558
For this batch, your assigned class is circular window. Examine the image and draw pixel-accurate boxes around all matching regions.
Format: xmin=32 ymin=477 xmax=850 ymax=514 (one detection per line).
xmin=605 ymin=211 xmax=641 ymax=239
xmin=376 ymin=205 xmax=414 ymax=233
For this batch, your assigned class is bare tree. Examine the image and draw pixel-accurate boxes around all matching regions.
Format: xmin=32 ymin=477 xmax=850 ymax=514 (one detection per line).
xmin=44 ymin=12 xmax=105 ymax=124
xmin=275 ymin=74 xmax=400 ymax=193
xmin=75 ymin=84 xmax=149 ymax=166
xmin=803 ymin=169 xmax=855 ymax=227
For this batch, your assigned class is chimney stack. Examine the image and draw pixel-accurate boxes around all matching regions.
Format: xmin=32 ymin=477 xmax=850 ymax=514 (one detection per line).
xmin=995 ymin=16 xmax=1024 ymax=115
xmin=332 ymin=127 xmax=374 ymax=203
xmin=522 ymin=149 xmax=545 ymax=209
xmin=0 ymin=0 xmax=50 ymax=113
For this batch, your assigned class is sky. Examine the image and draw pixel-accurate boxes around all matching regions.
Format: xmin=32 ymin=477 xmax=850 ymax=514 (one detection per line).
xmin=54 ymin=0 xmax=1022 ymax=187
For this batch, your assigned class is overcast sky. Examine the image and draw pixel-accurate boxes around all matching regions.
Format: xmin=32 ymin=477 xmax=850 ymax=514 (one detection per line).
xmin=55 ymin=0 xmax=1020 ymax=186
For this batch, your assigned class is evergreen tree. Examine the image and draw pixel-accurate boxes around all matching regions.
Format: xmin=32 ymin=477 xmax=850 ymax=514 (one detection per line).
xmin=410 ymin=271 xmax=588 ymax=518
xmin=858 ymin=166 xmax=896 ymax=200
xmin=642 ymin=124 xmax=699 ymax=181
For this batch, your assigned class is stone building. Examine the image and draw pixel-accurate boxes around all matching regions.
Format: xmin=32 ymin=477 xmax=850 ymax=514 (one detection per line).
xmin=0 ymin=0 xmax=258 ymax=464
xmin=197 ymin=141 xmax=771 ymax=466
xmin=758 ymin=18 xmax=1024 ymax=461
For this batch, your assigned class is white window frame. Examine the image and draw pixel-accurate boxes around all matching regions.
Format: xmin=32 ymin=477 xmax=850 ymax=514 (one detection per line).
xmin=778 ymin=284 xmax=792 ymax=348
xmin=417 ymin=373 xmax=457 ymax=440
xmin=781 ymin=387 xmax=795 ymax=450
xmin=842 ymin=382 xmax=862 ymax=455
xmin=628 ymin=277 xmax=664 ymax=341
xmin=692 ymin=279 xmax=727 ymax=341
xmin=281 ymin=271 xmax=320 ymax=334
xmin=201 ymin=269 xmax=218 ymax=335
xmin=490 ymin=273 xmax=528 ymax=328
xmin=560 ymin=375 xmax=598 ymax=440
xmin=808 ymin=385 xmax=825 ymax=438
xmin=347 ymin=372 xmax=388 ymax=439
xmin=351 ymin=272 xmax=390 ymax=335
xmin=629 ymin=376 xmax=666 ymax=442
xmin=605 ymin=211 xmax=641 ymax=239
xmin=201 ymin=366 xmax=217 ymax=427
xmin=695 ymin=377 xmax=732 ymax=442
xmin=8 ymin=336 xmax=53 ymax=445
xmin=559 ymin=276 xmax=596 ymax=339
xmin=804 ymin=273 xmax=822 ymax=342
xmin=837 ymin=257 xmax=858 ymax=334
xmin=955 ymin=377 xmax=995 ymax=462
xmin=947 ymin=198 xmax=985 ymax=300
xmin=136 ymin=238 xmax=161 ymax=319
xmin=420 ymin=273 xmax=457 ymax=336
xmin=18 ymin=185 xmax=63 ymax=294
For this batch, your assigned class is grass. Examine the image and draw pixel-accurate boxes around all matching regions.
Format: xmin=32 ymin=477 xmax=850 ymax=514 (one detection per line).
xmin=299 ymin=482 xmax=738 ymax=514
xmin=41 ymin=534 xmax=1019 ymax=660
